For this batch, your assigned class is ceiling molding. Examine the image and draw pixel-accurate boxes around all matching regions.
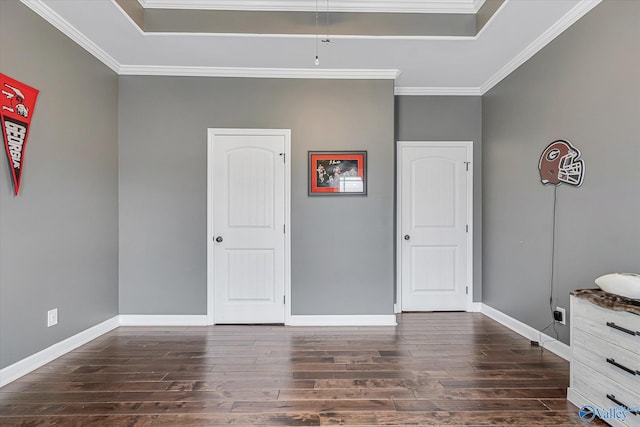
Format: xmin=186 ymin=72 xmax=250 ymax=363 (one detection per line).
xmin=20 ymin=0 xmax=121 ymax=73
xmin=138 ymin=0 xmax=485 ymax=14
xmin=119 ymin=65 xmax=401 ymax=80
xmin=145 ymin=32 xmax=476 ymax=41
xmin=395 ymin=87 xmax=481 ymax=96
xmin=116 ymin=2 xmax=478 ymax=40
xmin=480 ymin=0 xmax=602 ymax=94
xmin=19 ymin=0 xmax=598 ymax=93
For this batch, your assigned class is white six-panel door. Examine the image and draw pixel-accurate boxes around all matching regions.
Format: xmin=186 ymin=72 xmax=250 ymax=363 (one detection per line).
xmin=398 ymin=142 xmax=472 ymax=311
xmin=208 ymin=129 xmax=290 ymax=324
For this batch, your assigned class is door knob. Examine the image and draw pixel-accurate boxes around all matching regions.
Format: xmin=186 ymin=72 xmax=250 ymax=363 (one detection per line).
xmin=404 ymin=235 xmax=410 ymax=241
xmin=215 ymin=236 xmax=223 ymax=243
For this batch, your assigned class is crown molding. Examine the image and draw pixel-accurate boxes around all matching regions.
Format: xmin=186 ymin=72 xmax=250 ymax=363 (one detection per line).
xmin=119 ymin=65 xmax=401 ymax=79
xmin=146 ymin=32 xmax=475 ymax=41
xmin=19 ymin=0 xmax=121 ymax=73
xmin=395 ymin=86 xmax=481 ymax=96
xmin=138 ymin=0 xmax=485 ymax=14
xmin=480 ymin=0 xmax=602 ymax=94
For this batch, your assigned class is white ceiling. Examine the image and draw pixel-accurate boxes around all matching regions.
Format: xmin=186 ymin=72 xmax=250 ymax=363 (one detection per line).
xmin=21 ymin=0 xmax=602 ymax=94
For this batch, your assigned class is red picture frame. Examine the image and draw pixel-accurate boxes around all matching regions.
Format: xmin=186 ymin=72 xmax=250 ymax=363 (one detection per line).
xmin=308 ymin=151 xmax=367 ymax=195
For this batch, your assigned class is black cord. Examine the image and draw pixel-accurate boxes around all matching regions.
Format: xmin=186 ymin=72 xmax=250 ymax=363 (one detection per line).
xmin=548 ymin=185 xmax=559 ymax=342
xmin=550 ymin=185 xmax=557 ymax=313
xmin=540 ymin=320 xmax=559 ymax=354
xmin=326 ymin=0 xmax=330 ymax=41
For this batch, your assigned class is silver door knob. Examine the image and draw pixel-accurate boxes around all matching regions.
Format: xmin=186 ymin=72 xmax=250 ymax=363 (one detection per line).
xmin=404 ymin=235 xmax=410 ymax=241
xmin=215 ymin=236 xmax=223 ymax=243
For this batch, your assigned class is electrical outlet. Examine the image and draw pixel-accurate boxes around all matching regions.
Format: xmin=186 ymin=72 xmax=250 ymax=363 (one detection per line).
xmin=554 ymin=306 xmax=566 ymax=325
xmin=47 ymin=308 xmax=58 ymax=327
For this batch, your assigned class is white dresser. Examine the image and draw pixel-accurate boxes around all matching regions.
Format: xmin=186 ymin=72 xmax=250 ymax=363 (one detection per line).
xmin=568 ymin=294 xmax=640 ymax=427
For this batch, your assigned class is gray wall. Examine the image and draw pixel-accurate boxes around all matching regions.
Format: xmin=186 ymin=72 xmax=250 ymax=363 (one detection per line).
xmin=0 ymin=2 xmax=119 ymax=368
xmin=119 ymin=77 xmax=395 ymax=315
xmin=482 ymin=1 xmax=640 ymax=344
xmin=395 ymin=96 xmax=483 ymax=301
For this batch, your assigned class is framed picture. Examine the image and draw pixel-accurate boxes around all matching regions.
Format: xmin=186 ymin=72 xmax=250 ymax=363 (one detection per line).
xmin=308 ymin=151 xmax=367 ymax=196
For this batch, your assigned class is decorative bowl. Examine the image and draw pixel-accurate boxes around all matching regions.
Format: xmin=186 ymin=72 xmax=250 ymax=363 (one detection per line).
xmin=595 ymin=273 xmax=640 ymax=300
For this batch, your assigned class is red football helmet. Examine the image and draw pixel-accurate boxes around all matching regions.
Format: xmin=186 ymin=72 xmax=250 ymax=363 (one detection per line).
xmin=538 ymin=140 xmax=584 ymax=186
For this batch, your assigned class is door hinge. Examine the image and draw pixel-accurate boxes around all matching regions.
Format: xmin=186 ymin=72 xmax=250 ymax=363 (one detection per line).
xmin=279 ymin=152 xmax=286 ymax=163
xmin=466 ymin=224 xmax=469 ymax=233
xmin=283 ymin=224 xmax=286 ymax=234
xmin=465 ymin=161 xmax=471 ymax=171
xmin=283 ymin=295 xmax=286 ymax=304
xmin=466 ymin=286 xmax=469 ymax=295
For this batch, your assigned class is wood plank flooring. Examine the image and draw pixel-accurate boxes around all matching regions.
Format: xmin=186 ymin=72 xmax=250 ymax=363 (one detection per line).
xmin=0 ymin=313 xmax=599 ymax=426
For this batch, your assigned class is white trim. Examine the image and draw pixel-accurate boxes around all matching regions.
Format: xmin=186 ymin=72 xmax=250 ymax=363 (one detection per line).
xmin=567 ymin=387 xmax=592 ymax=414
xmin=138 ymin=0 xmax=485 ymax=14
xmin=480 ymin=0 xmax=602 ymax=94
xmin=283 ymin=132 xmax=292 ymax=327
xmin=288 ymin=315 xmax=397 ymax=327
xmin=19 ymin=0 xmax=121 ymax=73
xmin=566 ymin=387 xmax=583 ymax=409
xmin=474 ymin=0 xmax=508 ymax=39
xmin=207 ymin=128 xmax=291 ymax=325
xmin=0 ymin=316 xmax=119 ymax=388
xmin=120 ymin=65 xmax=400 ymax=80
xmin=394 ymin=86 xmax=482 ymax=96
xmin=114 ymin=2 xmax=477 ymax=41
xmin=468 ymin=302 xmax=482 ymax=312
xmin=139 ymin=33 xmax=476 ymax=41
xmin=207 ymin=130 xmax=215 ymax=325
xmin=395 ymin=141 xmax=474 ymax=313
xmin=118 ymin=315 xmax=209 ymax=326
xmin=480 ymin=303 xmax=570 ymax=361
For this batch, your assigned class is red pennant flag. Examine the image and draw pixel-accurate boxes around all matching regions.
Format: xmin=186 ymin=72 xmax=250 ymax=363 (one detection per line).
xmin=1 ymin=74 xmax=39 ymax=196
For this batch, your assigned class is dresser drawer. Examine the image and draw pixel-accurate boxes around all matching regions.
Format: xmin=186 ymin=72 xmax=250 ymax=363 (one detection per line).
xmin=573 ymin=360 xmax=640 ymax=427
xmin=572 ymin=327 xmax=640 ymax=393
xmin=573 ymin=297 xmax=640 ymax=354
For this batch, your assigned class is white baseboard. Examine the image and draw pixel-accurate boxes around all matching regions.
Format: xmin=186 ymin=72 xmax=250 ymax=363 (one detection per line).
xmin=119 ymin=315 xmax=210 ymax=326
xmin=566 ymin=387 xmax=583 ymax=409
xmin=288 ymin=314 xmax=397 ymax=326
xmin=468 ymin=302 xmax=482 ymax=312
xmin=0 ymin=316 xmax=120 ymax=388
xmin=394 ymin=303 xmax=480 ymax=313
xmin=480 ymin=304 xmax=570 ymax=361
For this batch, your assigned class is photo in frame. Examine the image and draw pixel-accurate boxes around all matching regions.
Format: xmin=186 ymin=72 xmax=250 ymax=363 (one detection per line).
xmin=308 ymin=151 xmax=367 ymax=196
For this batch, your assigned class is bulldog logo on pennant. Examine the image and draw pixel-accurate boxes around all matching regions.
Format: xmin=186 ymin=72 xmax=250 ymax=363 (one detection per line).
xmin=1 ymin=73 xmax=39 ymax=196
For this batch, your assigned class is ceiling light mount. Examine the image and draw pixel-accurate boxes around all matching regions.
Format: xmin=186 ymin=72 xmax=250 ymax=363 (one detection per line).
xmin=323 ymin=0 xmax=331 ymax=44
xmin=314 ymin=0 xmax=330 ymax=65
xmin=314 ymin=0 xmax=319 ymax=65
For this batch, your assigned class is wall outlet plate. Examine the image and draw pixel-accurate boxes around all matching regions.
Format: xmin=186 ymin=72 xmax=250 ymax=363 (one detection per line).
xmin=47 ymin=308 xmax=58 ymax=327
xmin=554 ymin=306 xmax=566 ymax=325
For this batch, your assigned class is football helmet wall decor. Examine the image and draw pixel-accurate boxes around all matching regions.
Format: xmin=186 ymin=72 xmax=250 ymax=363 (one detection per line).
xmin=538 ymin=139 xmax=585 ymax=187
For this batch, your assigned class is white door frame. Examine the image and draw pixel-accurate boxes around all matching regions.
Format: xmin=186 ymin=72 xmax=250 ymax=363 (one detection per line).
xmin=207 ymin=128 xmax=292 ymax=325
xmin=395 ymin=141 xmax=474 ymax=313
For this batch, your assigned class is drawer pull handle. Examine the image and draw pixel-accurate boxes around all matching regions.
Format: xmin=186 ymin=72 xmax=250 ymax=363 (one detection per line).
xmin=606 ymin=358 xmax=639 ymax=376
xmin=606 ymin=394 xmax=639 ymax=416
xmin=606 ymin=322 xmax=638 ymax=336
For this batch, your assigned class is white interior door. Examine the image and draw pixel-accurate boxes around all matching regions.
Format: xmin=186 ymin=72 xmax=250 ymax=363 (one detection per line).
xmin=208 ymin=129 xmax=289 ymax=324
xmin=398 ymin=142 xmax=472 ymax=311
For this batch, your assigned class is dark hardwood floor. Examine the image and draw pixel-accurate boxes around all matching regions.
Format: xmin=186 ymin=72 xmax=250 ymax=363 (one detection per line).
xmin=0 ymin=313 xmax=599 ymax=426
